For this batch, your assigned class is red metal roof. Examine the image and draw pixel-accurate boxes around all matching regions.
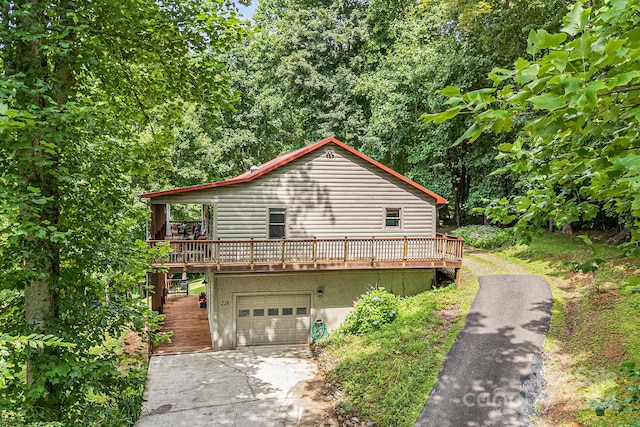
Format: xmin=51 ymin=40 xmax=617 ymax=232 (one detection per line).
xmin=139 ymin=136 xmax=447 ymax=204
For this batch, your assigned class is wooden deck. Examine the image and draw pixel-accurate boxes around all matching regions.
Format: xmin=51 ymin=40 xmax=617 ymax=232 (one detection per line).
xmin=148 ymin=235 xmax=464 ymax=274
xmin=152 ymin=294 xmax=213 ymax=355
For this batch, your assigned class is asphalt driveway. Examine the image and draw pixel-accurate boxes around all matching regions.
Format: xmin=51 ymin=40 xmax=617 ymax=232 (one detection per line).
xmin=138 ymin=345 xmax=336 ymax=427
xmin=415 ymin=275 xmax=553 ymax=427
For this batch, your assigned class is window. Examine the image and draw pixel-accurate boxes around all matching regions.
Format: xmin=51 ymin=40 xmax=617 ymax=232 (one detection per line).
xmin=385 ymin=208 xmax=401 ymax=227
xmin=282 ymin=308 xmax=293 ymax=315
xmin=253 ymin=309 xmax=264 ymax=316
xmin=239 ymin=309 xmax=250 ymax=317
xmin=269 ymin=208 xmax=286 ymax=239
xmin=268 ymin=308 xmax=279 ymax=316
xmin=296 ymin=307 xmax=307 ymax=315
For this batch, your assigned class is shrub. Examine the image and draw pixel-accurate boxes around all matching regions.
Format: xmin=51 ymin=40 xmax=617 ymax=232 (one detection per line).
xmin=451 ymin=225 xmax=515 ymax=249
xmin=341 ymin=287 xmax=399 ymax=335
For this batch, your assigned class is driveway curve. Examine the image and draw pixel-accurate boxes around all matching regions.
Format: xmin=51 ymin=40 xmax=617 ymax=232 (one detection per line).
xmin=416 ymin=274 xmax=552 ymax=427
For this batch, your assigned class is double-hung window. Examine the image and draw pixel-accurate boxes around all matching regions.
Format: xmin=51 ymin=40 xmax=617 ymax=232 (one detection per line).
xmin=385 ymin=208 xmax=401 ymax=228
xmin=269 ymin=208 xmax=286 ymax=239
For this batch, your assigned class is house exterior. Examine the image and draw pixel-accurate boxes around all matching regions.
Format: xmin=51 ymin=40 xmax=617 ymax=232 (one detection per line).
xmin=141 ymin=137 xmax=463 ymax=350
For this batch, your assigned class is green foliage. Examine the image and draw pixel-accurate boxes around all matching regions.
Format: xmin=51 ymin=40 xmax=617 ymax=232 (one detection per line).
xmin=451 ymin=225 xmax=515 ymax=249
xmin=563 ymin=235 xmax=607 ymax=276
xmin=1 ymin=0 xmax=246 ymax=423
xmin=590 ymin=361 xmax=640 ymax=424
xmin=320 ymin=283 xmax=476 ymax=427
xmin=325 ymin=291 xmax=439 ymax=425
xmin=341 ymin=288 xmax=399 ymax=335
xmin=424 ymin=0 xmax=640 ymax=243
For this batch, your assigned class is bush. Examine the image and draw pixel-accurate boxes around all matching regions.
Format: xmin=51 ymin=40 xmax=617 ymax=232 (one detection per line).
xmin=451 ymin=225 xmax=515 ymax=249
xmin=341 ymin=287 xmax=399 ymax=335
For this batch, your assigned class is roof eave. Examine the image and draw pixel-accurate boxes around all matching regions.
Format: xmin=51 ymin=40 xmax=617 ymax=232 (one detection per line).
xmin=139 ymin=136 xmax=448 ymax=204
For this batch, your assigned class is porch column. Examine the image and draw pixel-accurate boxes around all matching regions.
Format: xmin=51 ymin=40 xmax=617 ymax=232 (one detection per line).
xmin=150 ymin=203 xmax=167 ymax=240
xmin=149 ymin=272 xmax=167 ymax=313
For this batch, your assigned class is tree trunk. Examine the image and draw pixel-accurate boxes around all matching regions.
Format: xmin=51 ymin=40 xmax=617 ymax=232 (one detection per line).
xmin=10 ymin=0 xmax=71 ymax=394
xmin=561 ymin=222 xmax=574 ymax=235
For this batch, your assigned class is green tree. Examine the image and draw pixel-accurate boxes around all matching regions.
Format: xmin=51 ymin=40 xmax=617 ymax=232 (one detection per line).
xmin=424 ymin=0 xmax=640 ymax=245
xmin=244 ymin=0 xmax=370 ymax=148
xmin=362 ymin=0 xmax=561 ymax=225
xmin=0 ymin=0 xmax=245 ymax=423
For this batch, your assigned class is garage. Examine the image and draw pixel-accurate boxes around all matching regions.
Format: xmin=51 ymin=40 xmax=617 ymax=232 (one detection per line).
xmin=236 ymin=294 xmax=311 ymax=346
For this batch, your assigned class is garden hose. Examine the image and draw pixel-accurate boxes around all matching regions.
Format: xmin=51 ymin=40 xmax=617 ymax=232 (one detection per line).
xmin=311 ymin=318 xmax=328 ymax=342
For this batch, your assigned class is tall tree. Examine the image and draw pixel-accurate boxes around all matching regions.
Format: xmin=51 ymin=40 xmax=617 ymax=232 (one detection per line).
xmin=425 ymin=0 xmax=640 ymax=245
xmin=362 ymin=0 xmax=562 ymax=225
xmin=247 ymin=0 xmax=370 ymax=149
xmin=0 ymin=0 xmax=244 ymax=423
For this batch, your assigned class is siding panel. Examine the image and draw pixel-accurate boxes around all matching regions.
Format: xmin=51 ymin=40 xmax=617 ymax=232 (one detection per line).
xmin=153 ymin=143 xmax=437 ymax=239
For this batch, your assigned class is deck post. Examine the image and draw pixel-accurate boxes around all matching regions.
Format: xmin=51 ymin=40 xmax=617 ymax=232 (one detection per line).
xmin=402 ymin=236 xmax=408 ymax=267
xmin=216 ymin=238 xmax=221 ymax=270
xmin=455 ymin=267 xmax=461 ymax=287
xmin=250 ymin=238 xmax=254 ymax=271
xmin=281 ymin=239 xmax=286 ymax=269
xmin=343 ymin=236 xmax=348 ymax=266
xmin=149 ymin=272 xmax=166 ymax=314
xmin=313 ymin=237 xmax=317 ymax=269
xmin=371 ymin=236 xmax=375 ymax=266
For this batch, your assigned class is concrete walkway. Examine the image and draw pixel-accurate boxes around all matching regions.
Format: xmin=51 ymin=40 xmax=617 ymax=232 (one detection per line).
xmin=138 ymin=345 xmax=335 ymax=427
xmin=415 ymin=275 xmax=553 ymax=427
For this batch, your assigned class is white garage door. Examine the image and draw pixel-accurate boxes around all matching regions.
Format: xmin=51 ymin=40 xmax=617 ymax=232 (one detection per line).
xmin=236 ymin=294 xmax=310 ymax=346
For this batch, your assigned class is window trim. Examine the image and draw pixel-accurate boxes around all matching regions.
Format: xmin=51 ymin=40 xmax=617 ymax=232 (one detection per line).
xmin=268 ymin=207 xmax=287 ymax=239
xmin=384 ymin=208 xmax=402 ymax=228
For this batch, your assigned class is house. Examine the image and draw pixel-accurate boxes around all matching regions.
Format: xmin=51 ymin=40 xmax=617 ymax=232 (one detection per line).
xmin=141 ymin=137 xmax=463 ymax=350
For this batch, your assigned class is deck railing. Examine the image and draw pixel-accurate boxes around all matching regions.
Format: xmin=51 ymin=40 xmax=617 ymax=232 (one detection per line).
xmin=148 ymin=235 xmax=464 ymax=270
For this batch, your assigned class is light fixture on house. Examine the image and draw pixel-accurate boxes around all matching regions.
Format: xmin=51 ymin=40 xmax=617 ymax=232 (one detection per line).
xmin=316 ymin=287 xmax=324 ymax=296
xmin=203 ymin=277 xmax=208 ymax=285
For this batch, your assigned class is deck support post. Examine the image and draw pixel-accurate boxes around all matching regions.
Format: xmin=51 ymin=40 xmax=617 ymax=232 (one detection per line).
xmin=343 ymin=236 xmax=348 ymax=267
xmin=149 ymin=272 xmax=166 ymax=314
xmin=402 ymin=236 xmax=408 ymax=267
xmin=281 ymin=239 xmax=286 ymax=269
xmin=250 ymin=238 xmax=254 ymax=271
xmin=371 ymin=236 xmax=375 ymax=267
xmin=313 ymin=237 xmax=317 ymax=269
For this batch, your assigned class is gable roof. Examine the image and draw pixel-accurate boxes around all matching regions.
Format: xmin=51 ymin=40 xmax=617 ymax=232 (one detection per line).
xmin=139 ymin=136 xmax=447 ymax=204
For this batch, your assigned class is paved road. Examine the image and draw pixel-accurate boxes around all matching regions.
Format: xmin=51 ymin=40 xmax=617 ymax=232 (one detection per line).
xmin=415 ymin=275 xmax=552 ymax=427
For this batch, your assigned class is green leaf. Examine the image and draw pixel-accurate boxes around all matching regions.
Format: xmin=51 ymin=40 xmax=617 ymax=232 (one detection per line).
xmin=527 ymin=29 xmax=567 ymax=56
xmin=475 ymin=109 xmax=509 ymax=121
xmin=422 ymin=107 xmax=463 ymax=124
xmin=530 ymin=92 xmax=567 ymax=111
xmin=441 ymin=86 xmax=461 ymax=97
xmin=454 ymin=123 xmax=482 ymax=145
xmin=561 ymin=2 xmax=591 ymax=36
xmin=607 ymin=70 xmax=640 ymax=89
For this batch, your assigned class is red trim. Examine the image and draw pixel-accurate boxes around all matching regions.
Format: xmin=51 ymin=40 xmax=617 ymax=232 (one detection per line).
xmin=139 ymin=136 xmax=447 ymax=204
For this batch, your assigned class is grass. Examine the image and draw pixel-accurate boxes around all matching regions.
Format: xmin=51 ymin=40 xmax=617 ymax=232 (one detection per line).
xmin=316 ymin=273 xmax=479 ymax=427
xmin=316 ymin=231 xmax=639 ymax=427
xmin=451 ymin=225 xmax=515 ymax=249
xmin=189 ymin=277 xmax=205 ymax=295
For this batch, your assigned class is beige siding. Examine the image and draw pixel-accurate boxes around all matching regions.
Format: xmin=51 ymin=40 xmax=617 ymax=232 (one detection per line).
xmin=152 ymin=143 xmax=437 ymax=239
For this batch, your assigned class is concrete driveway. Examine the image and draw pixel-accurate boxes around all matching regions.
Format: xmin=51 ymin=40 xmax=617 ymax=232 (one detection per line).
xmin=138 ymin=345 xmax=336 ymax=427
xmin=415 ymin=275 xmax=553 ymax=427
